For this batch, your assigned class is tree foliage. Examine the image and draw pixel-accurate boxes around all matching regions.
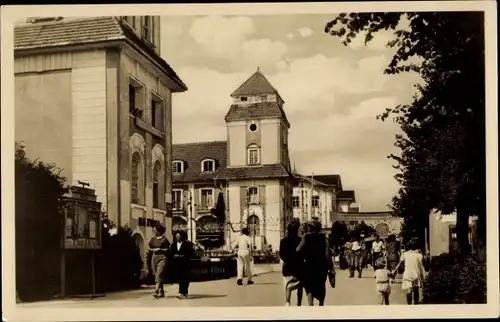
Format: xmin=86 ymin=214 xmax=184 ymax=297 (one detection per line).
xmin=15 ymin=143 xmax=68 ymax=301
xmin=325 ymin=12 xmax=485 ymax=254
xmin=330 ymin=220 xmax=349 ymax=247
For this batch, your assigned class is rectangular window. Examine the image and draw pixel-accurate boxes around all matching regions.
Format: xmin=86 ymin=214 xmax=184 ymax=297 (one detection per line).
xmin=151 ymin=94 xmax=164 ymax=130
xmin=153 ymin=181 xmax=159 ymax=208
xmin=248 ymin=149 xmax=259 ymax=165
xmin=260 ymin=95 xmax=267 ymax=101
xmin=172 ymin=190 xmax=183 ymax=210
xmin=292 ymin=196 xmax=300 ymax=208
xmin=200 ymin=189 xmax=214 ymax=209
xmin=151 ymin=99 xmax=157 ymax=128
xmin=240 ymin=96 xmax=248 ymax=102
xmin=312 ymin=195 xmax=320 ymax=208
xmin=143 ymin=16 xmax=152 ymax=43
xmin=248 ymin=187 xmax=258 ymax=204
xmin=129 ymin=85 xmax=136 ymax=114
xmin=129 ymin=79 xmax=144 ymax=119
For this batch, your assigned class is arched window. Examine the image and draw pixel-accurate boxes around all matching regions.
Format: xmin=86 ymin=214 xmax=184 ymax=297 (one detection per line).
xmin=247 ymin=144 xmax=260 ymax=165
xmin=152 ymin=161 xmax=162 ymax=209
xmin=172 ymin=160 xmax=184 ymax=174
xmin=131 ymin=152 xmax=144 ymax=204
xmin=201 ymin=159 xmax=215 ymax=172
xmin=247 ymin=215 xmax=260 ymax=237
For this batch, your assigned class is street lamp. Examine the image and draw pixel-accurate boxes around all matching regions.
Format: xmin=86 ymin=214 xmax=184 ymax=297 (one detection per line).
xmin=184 ymin=190 xmax=194 ymax=242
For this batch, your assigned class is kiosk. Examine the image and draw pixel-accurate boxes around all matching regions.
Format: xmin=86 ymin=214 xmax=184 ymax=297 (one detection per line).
xmin=60 ymin=181 xmax=102 ymax=297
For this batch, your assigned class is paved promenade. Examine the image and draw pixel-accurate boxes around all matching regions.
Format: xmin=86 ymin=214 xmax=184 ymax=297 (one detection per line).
xmin=19 ymin=267 xmax=407 ymax=308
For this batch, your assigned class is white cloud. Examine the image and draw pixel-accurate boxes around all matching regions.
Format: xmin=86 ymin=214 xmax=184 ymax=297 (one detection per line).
xmin=189 ymin=16 xmax=255 ymax=57
xmin=171 ymin=53 xmax=416 ymax=210
xmin=286 ymin=33 xmax=295 ymax=39
xmin=188 ymin=15 xmax=289 ymax=70
xmin=297 ymin=27 xmax=313 ymax=37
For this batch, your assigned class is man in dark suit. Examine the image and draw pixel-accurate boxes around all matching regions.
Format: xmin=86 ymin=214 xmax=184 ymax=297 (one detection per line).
xmin=169 ymin=230 xmax=195 ymax=299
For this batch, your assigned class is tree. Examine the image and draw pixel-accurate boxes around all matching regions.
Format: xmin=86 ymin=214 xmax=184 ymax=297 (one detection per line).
xmin=330 ymin=220 xmax=349 ymax=247
xmin=15 ymin=143 xmax=68 ymax=301
xmin=325 ymin=12 xmax=485 ymax=255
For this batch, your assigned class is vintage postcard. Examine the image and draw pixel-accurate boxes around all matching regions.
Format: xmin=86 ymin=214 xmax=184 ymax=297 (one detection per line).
xmin=1 ymin=1 xmax=498 ymax=321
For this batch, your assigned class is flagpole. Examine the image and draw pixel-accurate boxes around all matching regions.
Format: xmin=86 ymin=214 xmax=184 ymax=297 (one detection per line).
xmin=310 ymin=172 xmax=314 ymax=222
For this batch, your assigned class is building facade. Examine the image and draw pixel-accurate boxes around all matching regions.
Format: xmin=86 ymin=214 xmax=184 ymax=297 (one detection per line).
xmin=14 ymin=16 xmax=187 ymax=259
xmin=337 ymin=190 xmax=358 ymax=213
xmin=172 ymin=70 xmax=357 ymax=252
xmin=291 ymin=174 xmax=342 ymax=230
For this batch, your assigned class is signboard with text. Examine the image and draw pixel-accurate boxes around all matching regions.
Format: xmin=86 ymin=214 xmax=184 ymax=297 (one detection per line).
xmin=62 ymin=185 xmax=102 ymax=250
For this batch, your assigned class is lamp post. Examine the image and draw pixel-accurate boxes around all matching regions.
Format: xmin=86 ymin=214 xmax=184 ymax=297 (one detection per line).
xmin=185 ymin=190 xmax=194 ymax=242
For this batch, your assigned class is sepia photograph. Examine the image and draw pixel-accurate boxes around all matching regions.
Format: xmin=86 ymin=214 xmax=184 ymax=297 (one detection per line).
xmin=1 ymin=1 xmax=498 ymax=321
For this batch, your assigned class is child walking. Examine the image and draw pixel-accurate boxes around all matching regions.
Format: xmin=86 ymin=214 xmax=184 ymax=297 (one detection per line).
xmin=392 ymin=239 xmax=426 ymax=305
xmin=374 ymin=258 xmax=391 ymax=305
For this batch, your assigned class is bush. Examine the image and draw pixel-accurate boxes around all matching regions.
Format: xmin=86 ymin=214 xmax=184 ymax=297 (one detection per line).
xmin=95 ymin=222 xmax=144 ymax=293
xmin=422 ymin=253 xmax=486 ymax=304
xmin=15 ymin=143 xmax=68 ymax=302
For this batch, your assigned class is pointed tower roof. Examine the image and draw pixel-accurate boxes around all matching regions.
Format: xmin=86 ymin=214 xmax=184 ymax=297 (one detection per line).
xmin=231 ymin=68 xmax=280 ymax=98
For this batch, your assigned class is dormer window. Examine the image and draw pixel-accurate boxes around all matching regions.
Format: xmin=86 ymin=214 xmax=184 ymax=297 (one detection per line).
xmin=247 ymin=144 xmax=260 ymax=165
xmin=201 ymin=159 xmax=215 ymax=172
xmin=172 ymin=160 xmax=184 ymax=174
xmin=240 ymin=96 xmax=248 ymax=102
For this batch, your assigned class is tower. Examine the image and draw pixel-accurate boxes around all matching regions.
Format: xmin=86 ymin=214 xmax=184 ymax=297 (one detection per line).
xmin=216 ymin=68 xmax=294 ymax=252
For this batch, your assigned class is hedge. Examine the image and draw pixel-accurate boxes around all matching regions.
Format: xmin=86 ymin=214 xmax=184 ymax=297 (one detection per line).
xmin=94 ymin=222 xmax=144 ymax=293
xmin=15 ymin=143 xmax=67 ymax=302
xmin=422 ymin=253 xmax=486 ymax=304
xmin=15 ymin=143 xmax=143 ymax=301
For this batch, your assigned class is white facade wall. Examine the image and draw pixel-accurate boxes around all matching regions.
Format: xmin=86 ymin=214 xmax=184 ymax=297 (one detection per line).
xmin=292 ymin=182 xmax=334 ymax=229
xmin=71 ymin=50 xmax=108 ymax=209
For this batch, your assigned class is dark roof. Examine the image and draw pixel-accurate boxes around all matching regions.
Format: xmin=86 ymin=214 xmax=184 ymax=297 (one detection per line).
xmin=231 ymin=70 xmax=280 ymax=98
xmin=306 ymin=174 xmax=341 ymax=187
xmin=215 ymin=164 xmax=292 ymax=180
xmin=15 ymin=17 xmax=124 ymax=50
xmin=225 ymin=102 xmax=290 ymax=125
xmin=338 ymin=190 xmax=355 ymax=201
xmin=172 ymin=141 xmax=227 ymax=183
xmin=14 ymin=17 xmax=187 ymax=92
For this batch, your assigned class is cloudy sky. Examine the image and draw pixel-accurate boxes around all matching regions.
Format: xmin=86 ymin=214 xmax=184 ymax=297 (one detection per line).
xmin=160 ymin=14 xmax=422 ymax=212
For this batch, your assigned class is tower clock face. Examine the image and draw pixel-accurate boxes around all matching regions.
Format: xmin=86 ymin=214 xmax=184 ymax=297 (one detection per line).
xmin=249 ymin=123 xmax=257 ymax=132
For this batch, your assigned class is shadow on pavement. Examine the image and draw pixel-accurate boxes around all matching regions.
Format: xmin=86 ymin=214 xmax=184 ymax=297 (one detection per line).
xmin=165 ymin=294 xmax=227 ymax=299
xmin=252 ymin=282 xmax=278 ymax=285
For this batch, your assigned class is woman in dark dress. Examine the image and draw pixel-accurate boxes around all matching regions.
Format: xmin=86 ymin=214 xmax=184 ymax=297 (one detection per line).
xmin=169 ymin=230 xmax=195 ymax=299
xmin=385 ymin=234 xmax=400 ymax=283
xmin=297 ymin=221 xmax=334 ymax=306
xmin=148 ymin=224 xmax=170 ymax=298
xmin=279 ymin=218 xmax=304 ymax=306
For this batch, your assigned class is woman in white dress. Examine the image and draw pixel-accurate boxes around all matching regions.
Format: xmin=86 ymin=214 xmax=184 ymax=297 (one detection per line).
xmin=392 ymin=239 xmax=426 ymax=305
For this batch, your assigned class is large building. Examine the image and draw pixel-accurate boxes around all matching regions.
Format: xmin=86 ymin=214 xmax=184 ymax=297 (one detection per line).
xmin=172 ymin=69 xmax=356 ymax=252
xmin=14 ymin=16 xmax=187 ymax=258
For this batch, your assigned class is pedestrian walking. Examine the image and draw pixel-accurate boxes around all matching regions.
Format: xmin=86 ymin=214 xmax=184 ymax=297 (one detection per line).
xmin=392 ymin=238 xmax=426 ymax=305
xmin=297 ymin=221 xmax=334 ymax=306
xmin=279 ymin=218 xmax=304 ymax=306
xmin=385 ymin=234 xmax=400 ymax=283
xmin=169 ymin=230 xmax=195 ymax=299
xmin=346 ymin=237 xmax=364 ymax=278
xmin=374 ymin=257 xmax=391 ymax=305
xmin=371 ymin=234 xmax=385 ymax=271
xmin=232 ymin=228 xmax=254 ymax=286
xmin=148 ymin=223 xmax=170 ymax=298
